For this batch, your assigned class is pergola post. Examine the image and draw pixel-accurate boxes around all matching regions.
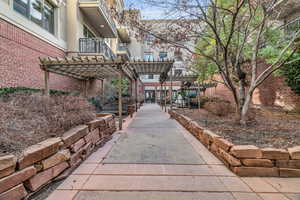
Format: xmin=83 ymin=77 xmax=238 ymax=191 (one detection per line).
xmin=160 ymin=83 xmax=163 ymax=109
xmin=118 ymin=70 xmax=123 ymax=131
xmin=44 ymin=71 xmax=50 ymax=96
xmin=164 ymin=83 xmax=167 ymax=112
xmin=135 ymin=79 xmax=138 ymax=111
xmin=130 ymin=79 xmax=134 ymax=103
xmin=197 ymin=82 xmax=201 ymax=111
xmin=101 ymin=79 xmax=105 ymax=104
xmin=83 ymin=80 xmax=88 ymax=97
xmin=170 ymin=66 xmax=173 ymax=111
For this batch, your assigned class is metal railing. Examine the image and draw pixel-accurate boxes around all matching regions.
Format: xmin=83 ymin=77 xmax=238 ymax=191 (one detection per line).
xmin=79 ymin=38 xmax=116 ymax=59
xmin=117 ymin=43 xmax=131 ymax=58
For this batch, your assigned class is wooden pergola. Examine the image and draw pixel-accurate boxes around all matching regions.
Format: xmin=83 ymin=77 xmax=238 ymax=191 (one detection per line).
xmin=130 ymin=59 xmax=174 ymax=112
xmin=39 ymin=56 xmax=174 ymax=130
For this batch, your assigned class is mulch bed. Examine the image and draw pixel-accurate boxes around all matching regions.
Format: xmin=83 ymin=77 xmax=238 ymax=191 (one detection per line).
xmin=0 ymin=92 xmax=96 ymax=157
xmin=176 ymin=107 xmax=300 ymax=149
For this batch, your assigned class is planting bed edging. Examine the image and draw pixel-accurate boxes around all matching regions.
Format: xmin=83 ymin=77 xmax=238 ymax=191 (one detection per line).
xmin=0 ymin=113 xmax=117 ymax=200
xmin=169 ymin=110 xmax=300 ymax=177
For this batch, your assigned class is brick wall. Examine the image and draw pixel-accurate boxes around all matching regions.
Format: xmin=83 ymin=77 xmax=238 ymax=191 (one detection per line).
xmin=0 ymin=18 xmax=96 ymax=93
xmin=206 ymin=66 xmax=300 ymax=111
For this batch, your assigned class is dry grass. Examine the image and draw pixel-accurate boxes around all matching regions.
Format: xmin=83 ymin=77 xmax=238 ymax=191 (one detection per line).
xmin=0 ymin=92 xmax=96 ymax=156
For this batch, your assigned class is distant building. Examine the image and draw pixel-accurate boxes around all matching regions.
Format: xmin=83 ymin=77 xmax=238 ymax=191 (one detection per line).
xmin=123 ymin=15 xmax=195 ymax=103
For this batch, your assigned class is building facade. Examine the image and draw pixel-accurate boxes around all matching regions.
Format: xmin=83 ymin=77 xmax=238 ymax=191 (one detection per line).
xmin=0 ymin=0 xmax=145 ymax=99
xmin=124 ymin=18 xmax=194 ymax=103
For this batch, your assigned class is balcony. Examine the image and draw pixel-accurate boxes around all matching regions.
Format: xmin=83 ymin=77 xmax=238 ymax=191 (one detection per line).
xmin=117 ymin=26 xmax=131 ymax=43
xmin=117 ymin=43 xmax=131 ymax=60
xmin=79 ymin=38 xmax=117 ymax=59
xmin=79 ymin=0 xmax=118 ymax=38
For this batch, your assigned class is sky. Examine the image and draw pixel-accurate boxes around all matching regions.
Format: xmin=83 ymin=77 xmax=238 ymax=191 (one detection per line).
xmin=124 ymin=0 xmax=168 ymax=19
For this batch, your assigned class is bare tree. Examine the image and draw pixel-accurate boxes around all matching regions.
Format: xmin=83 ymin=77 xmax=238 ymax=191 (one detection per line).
xmin=123 ymin=0 xmax=300 ymax=124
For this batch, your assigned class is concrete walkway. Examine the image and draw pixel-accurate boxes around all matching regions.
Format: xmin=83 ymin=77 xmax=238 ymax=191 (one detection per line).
xmin=47 ymin=104 xmax=300 ymax=200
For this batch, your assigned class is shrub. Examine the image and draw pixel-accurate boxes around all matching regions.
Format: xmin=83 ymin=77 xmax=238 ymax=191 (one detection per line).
xmin=0 ymin=87 xmax=79 ymax=97
xmin=0 ymin=92 xmax=95 ymax=156
xmin=198 ymin=96 xmax=231 ymax=108
xmin=203 ymin=101 xmax=234 ymax=116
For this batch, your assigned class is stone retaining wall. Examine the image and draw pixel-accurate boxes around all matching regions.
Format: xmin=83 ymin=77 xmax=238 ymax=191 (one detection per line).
xmin=0 ymin=114 xmax=117 ymax=200
xmin=169 ymin=110 xmax=300 ymax=177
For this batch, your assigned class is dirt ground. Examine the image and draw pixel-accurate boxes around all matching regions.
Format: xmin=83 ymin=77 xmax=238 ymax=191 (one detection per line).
xmin=176 ymin=107 xmax=300 ymax=149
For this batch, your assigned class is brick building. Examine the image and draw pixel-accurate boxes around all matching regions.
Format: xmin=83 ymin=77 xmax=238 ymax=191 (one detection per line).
xmin=0 ymin=0 xmax=144 ymax=100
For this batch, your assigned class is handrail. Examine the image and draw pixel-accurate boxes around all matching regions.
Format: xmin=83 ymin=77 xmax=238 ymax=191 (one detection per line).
xmin=79 ymin=38 xmax=117 ymax=59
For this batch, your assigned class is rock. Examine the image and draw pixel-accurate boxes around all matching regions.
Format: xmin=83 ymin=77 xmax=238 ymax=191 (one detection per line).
xmin=18 ymin=138 xmax=61 ymax=169
xmin=230 ymin=145 xmax=262 ymax=159
xmin=280 ymin=168 xmax=300 ymax=177
xmin=242 ymin=159 xmax=274 ymax=167
xmin=209 ymin=143 xmax=219 ymax=155
xmin=0 ymin=155 xmax=17 ymax=171
xmin=288 ymin=146 xmax=300 ymax=160
xmin=219 ymin=149 xmax=241 ymax=167
xmin=86 ymin=118 xmax=106 ymax=131
xmin=69 ymin=147 xmax=85 ymax=167
xmin=204 ymin=130 xmax=221 ymax=143
xmin=0 ymin=165 xmax=16 ymax=179
xmin=214 ymin=138 xmax=234 ymax=152
xmin=0 ymin=153 xmax=17 ymax=179
xmin=0 ymin=184 xmax=27 ymax=200
xmin=0 ymin=166 xmax=36 ymax=193
xmin=61 ymin=125 xmax=89 ymax=148
xmin=201 ymin=130 xmax=210 ymax=146
xmin=84 ymin=129 xmax=101 ymax=145
xmin=276 ymin=160 xmax=300 ymax=169
xmin=233 ymin=167 xmax=279 ymax=177
xmin=25 ymin=161 xmax=69 ymax=191
xmin=262 ymin=148 xmax=290 ymax=160
xmin=81 ymin=142 xmax=94 ymax=159
xmin=70 ymin=138 xmax=86 ymax=153
xmin=42 ymin=150 xmax=71 ymax=170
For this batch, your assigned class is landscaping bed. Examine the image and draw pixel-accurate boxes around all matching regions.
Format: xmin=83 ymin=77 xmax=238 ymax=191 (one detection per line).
xmin=170 ymin=107 xmax=300 ymax=177
xmin=0 ymin=91 xmax=95 ymax=156
xmin=0 ymin=88 xmax=126 ymax=199
xmin=176 ymin=107 xmax=300 ymax=149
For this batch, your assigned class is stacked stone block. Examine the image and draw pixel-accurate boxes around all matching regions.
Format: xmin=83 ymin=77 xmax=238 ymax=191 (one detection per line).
xmin=0 ymin=114 xmax=116 ymax=200
xmin=169 ymin=110 xmax=300 ymax=177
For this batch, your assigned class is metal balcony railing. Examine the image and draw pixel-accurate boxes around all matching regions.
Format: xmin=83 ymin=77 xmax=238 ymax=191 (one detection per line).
xmin=98 ymin=0 xmax=117 ymax=35
xmin=79 ymin=38 xmax=117 ymax=59
xmin=118 ymin=43 xmax=131 ymax=58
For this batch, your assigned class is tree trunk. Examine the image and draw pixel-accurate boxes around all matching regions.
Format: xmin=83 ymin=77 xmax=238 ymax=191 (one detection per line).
xmin=240 ymin=90 xmax=254 ymax=125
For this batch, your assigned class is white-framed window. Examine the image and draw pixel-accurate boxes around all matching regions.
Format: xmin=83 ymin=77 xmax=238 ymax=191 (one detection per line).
xmin=159 ymin=52 xmax=167 ymax=60
xmin=144 ymin=52 xmax=153 ymax=61
xmin=13 ymin=0 xmax=55 ymax=34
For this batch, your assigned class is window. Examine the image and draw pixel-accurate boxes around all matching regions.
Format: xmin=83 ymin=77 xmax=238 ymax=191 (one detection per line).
xmin=144 ymin=52 xmax=153 ymax=61
xmin=83 ymin=25 xmax=96 ymax=38
xmin=14 ymin=0 xmax=29 ymax=17
xmin=30 ymin=0 xmax=43 ymax=26
xmin=145 ymin=34 xmax=155 ymax=45
xmin=174 ymin=69 xmax=182 ymax=75
xmin=148 ymin=74 xmax=154 ymax=79
xmin=13 ymin=0 xmax=55 ymax=34
xmin=44 ymin=1 xmax=54 ymax=34
xmin=159 ymin=52 xmax=167 ymax=60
